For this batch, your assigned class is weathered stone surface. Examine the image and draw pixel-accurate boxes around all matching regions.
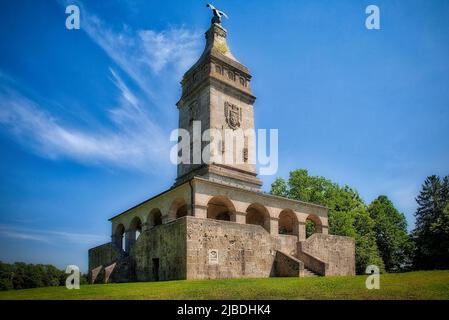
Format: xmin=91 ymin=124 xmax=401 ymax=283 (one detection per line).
xmin=277 ymin=234 xmax=298 ymax=256
xmin=272 ymin=251 xmax=303 ymax=277
xmin=298 ymin=233 xmax=355 ymax=276
xmin=88 ymin=242 xmax=121 ymax=273
xmin=186 ymin=217 xmax=277 ymax=279
xmin=131 ymin=218 xmax=187 ymax=282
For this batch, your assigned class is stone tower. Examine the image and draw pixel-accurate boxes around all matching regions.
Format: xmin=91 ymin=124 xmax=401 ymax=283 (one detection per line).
xmin=175 ymin=21 xmax=262 ymax=191
xmin=88 ymin=8 xmax=355 ymax=284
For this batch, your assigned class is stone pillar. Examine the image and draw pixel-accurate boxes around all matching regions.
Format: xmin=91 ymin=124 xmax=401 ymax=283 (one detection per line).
xmin=322 ymin=226 xmax=329 ymax=235
xmin=124 ymin=230 xmax=135 ymax=252
xmin=297 ymin=221 xmax=306 ymax=241
xmin=111 ymin=234 xmax=122 ymax=249
xmin=235 ymin=211 xmax=246 ymax=224
xmin=162 ymin=215 xmax=173 ymax=224
xmin=142 ymin=222 xmax=150 ymax=232
xmin=269 ymin=218 xmax=279 ymax=236
xmin=193 ymin=204 xmax=208 ymax=219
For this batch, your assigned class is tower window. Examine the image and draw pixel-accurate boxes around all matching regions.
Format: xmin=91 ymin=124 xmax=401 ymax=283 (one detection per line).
xmin=228 ymin=71 xmax=235 ymax=81
xmin=215 ymin=65 xmax=222 ymax=75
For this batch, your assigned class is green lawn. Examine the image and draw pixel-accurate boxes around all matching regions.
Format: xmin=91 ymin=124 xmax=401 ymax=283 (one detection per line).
xmin=0 ymin=271 xmax=448 ymax=300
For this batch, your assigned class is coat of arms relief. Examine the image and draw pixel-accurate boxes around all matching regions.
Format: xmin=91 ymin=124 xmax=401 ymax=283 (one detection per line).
xmin=224 ymin=101 xmax=242 ymax=130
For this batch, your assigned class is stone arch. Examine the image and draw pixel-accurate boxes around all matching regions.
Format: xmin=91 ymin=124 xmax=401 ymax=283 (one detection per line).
xmin=129 ymin=216 xmax=143 ymax=240
xmin=278 ymin=209 xmax=298 ymax=235
xmin=114 ymin=224 xmax=125 ymax=251
xmin=207 ymin=196 xmax=236 ymax=222
xmin=305 ymin=214 xmax=323 ymax=238
xmin=148 ymin=208 xmax=162 ymax=228
xmin=169 ymin=198 xmax=189 ymax=220
xmin=246 ymin=203 xmax=270 ymax=232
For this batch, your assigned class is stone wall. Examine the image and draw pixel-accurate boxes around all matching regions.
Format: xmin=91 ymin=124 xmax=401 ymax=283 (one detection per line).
xmin=277 ymin=234 xmax=298 ymax=256
xmin=272 ymin=251 xmax=303 ymax=277
xmin=185 ymin=217 xmax=278 ymax=279
xmin=298 ymin=233 xmax=355 ymax=276
xmin=88 ymin=242 xmax=122 ymax=271
xmin=88 ymin=242 xmax=133 ymax=283
xmin=131 ymin=218 xmax=187 ymax=281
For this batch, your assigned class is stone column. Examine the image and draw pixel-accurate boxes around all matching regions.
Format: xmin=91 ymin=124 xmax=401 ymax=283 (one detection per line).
xmin=269 ymin=218 xmax=278 ymax=236
xmin=124 ymin=230 xmax=135 ymax=252
xmin=297 ymin=221 xmax=306 ymax=241
xmin=193 ymin=204 xmax=208 ymax=219
xmin=235 ymin=211 xmax=246 ymax=224
xmin=321 ymin=226 xmax=329 ymax=235
xmin=142 ymin=222 xmax=150 ymax=232
xmin=111 ymin=234 xmax=122 ymax=249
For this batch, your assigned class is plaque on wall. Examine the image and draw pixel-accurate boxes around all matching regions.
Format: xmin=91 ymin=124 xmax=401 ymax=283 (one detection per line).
xmin=208 ymin=249 xmax=219 ymax=264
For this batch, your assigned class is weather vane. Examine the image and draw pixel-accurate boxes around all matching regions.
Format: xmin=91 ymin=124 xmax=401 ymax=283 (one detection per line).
xmin=206 ymin=3 xmax=229 ymax=24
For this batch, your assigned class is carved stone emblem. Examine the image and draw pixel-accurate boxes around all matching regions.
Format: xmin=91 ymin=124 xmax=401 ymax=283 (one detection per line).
xmin=224 ymin=102 xmax=241 ymax=130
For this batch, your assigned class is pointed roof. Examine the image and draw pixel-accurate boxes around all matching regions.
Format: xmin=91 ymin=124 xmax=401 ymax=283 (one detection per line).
xmin=183 ymin=22 xmax=251 ymax=79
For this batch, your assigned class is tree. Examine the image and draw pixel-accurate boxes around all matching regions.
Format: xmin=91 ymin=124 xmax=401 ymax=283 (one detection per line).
xmin=368 ymin=196 xmax=414 ymax=272
xmin=271 ymin=169 xmax=384 ymax=274
xmin=412 ymin=175 xmax=449 ymax=269
xmin=0 ymin=261 xmax=88 ymax=291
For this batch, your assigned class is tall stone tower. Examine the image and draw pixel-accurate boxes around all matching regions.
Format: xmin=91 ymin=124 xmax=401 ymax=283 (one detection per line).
xmin=89 ymin=7 xmax=355 ymax=284
xmin=175 ymin=19 xmax=262 ymax=191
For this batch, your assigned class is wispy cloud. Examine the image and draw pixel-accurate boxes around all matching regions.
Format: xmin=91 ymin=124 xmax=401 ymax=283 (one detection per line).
xmin=0 ymin=1 xmax=202 ymax=172
xmin=0 ymin=70 xmax=170 ymax=172
xmin=0 ymin=224 xmax=108 ymax=245
xmin=81 ymin=6 xmax=201 ymax=98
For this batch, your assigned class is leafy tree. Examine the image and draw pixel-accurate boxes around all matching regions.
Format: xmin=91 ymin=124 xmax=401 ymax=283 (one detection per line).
xmin=306 ymin=220 xmax=316 ymax=238
xmin=368 ymin=196 xmax=414 ymax=272
xmin=271 ymin=169 xmax=384 ymax=274
xmin=271 ymin=178 xmax=288 ymax=198
xmin=0 ymin=262 xmax=14 ymax=291
xmin=412 ymin=175 xmax=449 ymax=269
xmin=0 ymin=261 xmax=89 ymax=291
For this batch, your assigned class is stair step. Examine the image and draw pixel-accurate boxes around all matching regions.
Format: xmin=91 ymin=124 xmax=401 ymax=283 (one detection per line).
xmin=303 ymin=267 xmax=318 ymax=277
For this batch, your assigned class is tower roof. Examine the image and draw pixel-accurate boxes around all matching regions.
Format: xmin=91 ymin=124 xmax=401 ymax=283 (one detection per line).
xmin=182 ymin=21 xmax=251 ymax=81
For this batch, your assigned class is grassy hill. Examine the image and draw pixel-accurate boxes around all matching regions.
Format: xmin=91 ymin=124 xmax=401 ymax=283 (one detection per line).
xmin=0 ymin=271 xmax=448 ymax=300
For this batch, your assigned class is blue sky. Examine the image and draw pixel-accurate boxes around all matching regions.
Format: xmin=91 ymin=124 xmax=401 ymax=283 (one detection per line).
xmin=0 ymin=0 xmax=448 ymax=271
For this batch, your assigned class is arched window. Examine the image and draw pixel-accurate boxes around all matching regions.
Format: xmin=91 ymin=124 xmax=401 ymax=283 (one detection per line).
xmin=169 ymin=199 xmax=189 ymax=220
xmin=246 ymin=203 xmax=270 ymax=232
xmin=278 ymin=209 xmax=298 ymax=235
xmin=130 ymin=216 xmax=142 ymax=241
xmin=176 ymin=204 xmax=188 ymax=219
xmin=306 ymin=214 xmax=323 ymax=238
xmin=207 ymin=196 xmax=236 ymax=222
xmin=148 ymin=208 xmax=162 ymax=228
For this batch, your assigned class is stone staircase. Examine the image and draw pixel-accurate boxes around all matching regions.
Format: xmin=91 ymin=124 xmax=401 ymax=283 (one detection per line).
xmin=302 ymin=266 xmax=318 ymax=277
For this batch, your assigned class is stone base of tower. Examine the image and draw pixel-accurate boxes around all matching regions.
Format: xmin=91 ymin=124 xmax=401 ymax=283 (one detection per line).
xmin=88 ymin=178 xmax=355 ymax=283
xmin=175 ymin=163 xmax=263 ymax=192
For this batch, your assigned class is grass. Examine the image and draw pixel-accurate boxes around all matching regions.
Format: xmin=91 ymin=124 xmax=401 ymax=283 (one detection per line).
xmin=0 ymin=271 xmax=448 ymax=300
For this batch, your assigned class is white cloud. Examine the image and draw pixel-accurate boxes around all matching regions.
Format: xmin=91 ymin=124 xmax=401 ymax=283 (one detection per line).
xmin=81 ymin=9 xmax=201 ymax=98
xmin=0 ymin=224 xmax=108 ymax=245
xmin=0 ymin=3 xmax=202 ymax=172
xmin=0 ymin=70 xmax=171 ymax=172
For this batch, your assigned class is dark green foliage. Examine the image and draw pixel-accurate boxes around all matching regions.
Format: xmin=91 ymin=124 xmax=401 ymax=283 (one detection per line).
xmin=368 ymin=196 xmax=414 ymax=272
xmin=305 ymin=220 xmax=316 ymax=238
xmin=412 ymin=175 xmax=449 ymax=270
xmin=271 ymin=169 xmax=385 ymax=274
xmin=0 ymin=261 xmax=87 ymax=291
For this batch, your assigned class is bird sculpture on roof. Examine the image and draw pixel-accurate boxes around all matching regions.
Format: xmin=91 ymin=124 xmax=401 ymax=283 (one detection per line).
xmin=206 ymin=3 xmax=229 ymax=24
